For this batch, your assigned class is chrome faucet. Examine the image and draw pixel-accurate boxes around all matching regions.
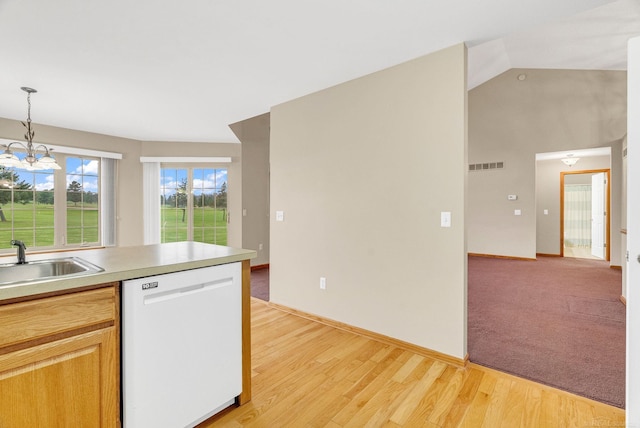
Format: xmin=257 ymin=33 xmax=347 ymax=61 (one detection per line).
xmin=10 ymin=240 xmax=27 ymax=264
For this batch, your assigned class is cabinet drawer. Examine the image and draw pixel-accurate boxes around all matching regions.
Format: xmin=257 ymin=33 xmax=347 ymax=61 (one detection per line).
xmin=0 ymin=286 xmax=116 ymax=350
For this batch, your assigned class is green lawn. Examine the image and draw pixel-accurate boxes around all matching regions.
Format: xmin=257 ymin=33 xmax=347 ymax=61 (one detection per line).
xmin=161 ymin=206 xmax=227 ymax=245
xmin=0 ymin=202 xmax=99 ymax=249
xmin=0 ymin=204 xmax=228 ymax=251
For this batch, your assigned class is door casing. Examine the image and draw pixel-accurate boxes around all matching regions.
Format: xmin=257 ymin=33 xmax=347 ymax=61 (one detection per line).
xmin=559 ymin=168 xmax=611 ymax=261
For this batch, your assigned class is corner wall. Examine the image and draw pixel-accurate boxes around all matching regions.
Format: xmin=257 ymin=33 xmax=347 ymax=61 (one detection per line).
xmin=468 ymin=69 xmax=627 ymax=259
xmin=230 ymin=113 xmax=271 ymax=267
xmin=270 ymin=44 xmax=468 ymax=359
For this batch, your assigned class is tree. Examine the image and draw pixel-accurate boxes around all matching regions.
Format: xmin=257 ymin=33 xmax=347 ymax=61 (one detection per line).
xmin=37 ymin=190 xmax=54 ymax=205
xmin=67 ymin=180 xmax=82 ymax=206
xmin=215 ymin=182 xmax=227 ymax=209
xmin=83 ymin=191 xmax=98 ymax=204
xmin=0 ymin=166 xmax=32 ymax=205
xmin=176 ymin=178 xmax=188 ymax=208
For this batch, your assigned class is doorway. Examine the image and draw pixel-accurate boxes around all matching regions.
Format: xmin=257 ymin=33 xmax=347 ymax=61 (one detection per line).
xmin=560 ymin=169 xmax=610 ymax=261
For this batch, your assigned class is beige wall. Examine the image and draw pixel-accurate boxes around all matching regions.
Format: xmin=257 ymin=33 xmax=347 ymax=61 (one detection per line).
xmin=270 ymin=44 xmax=468 ymax=359
xmin=230 ymin=113 xmax=271 ymax=266
xmin=468 ymin=69 xmax=626 ymax=260
xmin=0 ymin=117 xmax=242 ymax=248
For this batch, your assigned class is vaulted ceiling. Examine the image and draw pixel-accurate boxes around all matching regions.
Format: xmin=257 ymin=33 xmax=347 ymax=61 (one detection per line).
xmin=1 ymin=0 xmax=638 ymax=142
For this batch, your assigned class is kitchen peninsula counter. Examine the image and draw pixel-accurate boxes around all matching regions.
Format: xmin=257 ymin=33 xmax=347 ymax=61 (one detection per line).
xmin=0 ymin=242 xmax=256 ymax=301
xmin=0 ymin=242 xmax=256 ymax=425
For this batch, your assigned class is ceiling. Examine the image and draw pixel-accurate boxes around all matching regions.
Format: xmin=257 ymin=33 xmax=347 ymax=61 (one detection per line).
xmin=1 ymin=0 xmax=638 ymax=143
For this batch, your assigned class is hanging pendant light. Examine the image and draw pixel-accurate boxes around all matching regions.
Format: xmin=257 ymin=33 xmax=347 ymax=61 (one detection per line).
xmin=0 ymin=87 xmax=61 ymax=170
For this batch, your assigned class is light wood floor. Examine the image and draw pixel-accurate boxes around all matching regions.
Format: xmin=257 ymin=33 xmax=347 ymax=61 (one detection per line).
xmin=563 ymin=246 xmax=601 ymax=260
xmin=202 ymin=298 xmax=625 ymax=427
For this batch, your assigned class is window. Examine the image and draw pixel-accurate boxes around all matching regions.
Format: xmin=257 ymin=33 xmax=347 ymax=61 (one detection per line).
xmin=0 ymin=165 xmax=55 ymax=248
xmin=66 ymin=157 xmax=100 ymax=245
xmin=160 ymin=167 xmax=228 ymax=245
xmin=0 ymin=150 xmax=117 ymax=252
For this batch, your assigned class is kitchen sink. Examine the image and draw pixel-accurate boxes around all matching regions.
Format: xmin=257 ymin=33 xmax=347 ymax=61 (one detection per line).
xmin=0 ymin=257 xmax=104 ymax=286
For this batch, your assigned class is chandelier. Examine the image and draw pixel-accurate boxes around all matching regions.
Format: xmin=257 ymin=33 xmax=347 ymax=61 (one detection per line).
xmin=0 ymin=87 xmax=61 ymax=170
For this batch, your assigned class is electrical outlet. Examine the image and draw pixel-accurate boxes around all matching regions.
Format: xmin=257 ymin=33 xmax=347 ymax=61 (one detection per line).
xmin=258 ymin=243 xmax=263 ymax=250
xmin=320 ymin=277 xmax=326 ymax=290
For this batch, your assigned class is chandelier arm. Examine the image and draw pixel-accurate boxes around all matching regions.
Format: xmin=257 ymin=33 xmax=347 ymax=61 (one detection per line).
xmin=32 ymin=144 xmax=53 ymax=154
xmin=7 ymin=141 xmax=29 ymax=152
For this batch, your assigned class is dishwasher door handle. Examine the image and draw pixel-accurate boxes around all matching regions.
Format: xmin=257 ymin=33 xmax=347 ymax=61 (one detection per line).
xmin=143 ymin=277 xmax=234 ymax=305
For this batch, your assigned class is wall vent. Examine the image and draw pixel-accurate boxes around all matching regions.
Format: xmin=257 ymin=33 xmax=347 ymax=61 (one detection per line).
xmin=469 ymin=161 xmax=504 ymax=171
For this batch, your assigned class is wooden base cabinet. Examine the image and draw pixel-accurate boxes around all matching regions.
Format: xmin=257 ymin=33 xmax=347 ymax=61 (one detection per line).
xmin=0 ymin=285 xmax=120 ymax=427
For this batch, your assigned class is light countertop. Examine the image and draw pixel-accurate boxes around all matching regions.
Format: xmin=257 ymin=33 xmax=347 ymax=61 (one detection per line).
xmin=0 ymin=242 xmax=256 ymax=301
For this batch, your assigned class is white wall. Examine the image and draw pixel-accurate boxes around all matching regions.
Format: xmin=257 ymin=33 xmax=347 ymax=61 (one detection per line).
xmin=270 ymin=44 xmax=468 ymax=359
xmin=626 ymin=35 xmax=640 ymax=426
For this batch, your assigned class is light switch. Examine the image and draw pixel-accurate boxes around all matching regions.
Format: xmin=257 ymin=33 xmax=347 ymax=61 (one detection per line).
xmin=441 ymin=211 xmax=451 ymax=228
xmin=276 ymin=211 xmax=284 ymax=222
xmin=543 ymin=209 xmax=549 ymax=215
xmin=242 ymin=208 xmax=247 ymax=216
xmin=514 ymin=209 xmax=522 ymax=216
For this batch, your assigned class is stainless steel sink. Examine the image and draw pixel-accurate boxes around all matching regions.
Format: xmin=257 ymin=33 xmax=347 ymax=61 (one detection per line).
xmin=0 ymin=257 xmax=104 ymax=286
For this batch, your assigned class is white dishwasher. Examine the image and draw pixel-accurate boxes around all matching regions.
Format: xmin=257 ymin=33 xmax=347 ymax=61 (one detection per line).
xmin=122 ymin=262 xmax=242 ymax=428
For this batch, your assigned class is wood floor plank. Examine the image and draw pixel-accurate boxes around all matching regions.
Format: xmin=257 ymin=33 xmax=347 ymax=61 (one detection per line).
xmin=479 ymin=377 xmax=513 ymax=427
xmin=458 ymin=370 xmax=497 ymax=428
xmin=499 ymin=378 xmax=527 ymax=427
xmin=440 ymin=366 xmax=485 ymax=426
xmin=521 ymin=384 xmax=542 ymax=428
xmin=388 ymin=360 xmax=445 ymax=425
xmin=539 ymin=389 xmax=560 ymax=427
xmin=200 ymin=299 xmax=625 ymax=427
xmin=402 ymin=365 xmax=458 ymax=426
xmin=427 ymin=367 xmax=466 ymax=425
xmin=332 ymin=348 xmax=408 ymax=425
xmin=392 ymin=353 xmax=425 ymax=383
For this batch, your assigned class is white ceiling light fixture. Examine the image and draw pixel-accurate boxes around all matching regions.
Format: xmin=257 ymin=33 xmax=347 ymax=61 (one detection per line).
xmin=0 ymin=87 xmax=61 ymax=171
xmin=561 ymin=154 xmax=580 ymax=166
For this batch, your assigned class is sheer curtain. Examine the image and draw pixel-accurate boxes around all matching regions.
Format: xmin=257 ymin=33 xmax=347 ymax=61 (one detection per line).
xmin=142 ymin=162 xmax=161 ymax=245
xmin=101 ymin=157 xmax=118 ymax=246
xmin=564 ymin=184 xmax=591 ymax=247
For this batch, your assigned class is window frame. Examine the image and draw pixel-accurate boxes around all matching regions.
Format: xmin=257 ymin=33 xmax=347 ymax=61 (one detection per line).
xmin=160 ymin=163 xmax=229 ymax=246
xmin=0 ymin=140 xmax=121 ymax=254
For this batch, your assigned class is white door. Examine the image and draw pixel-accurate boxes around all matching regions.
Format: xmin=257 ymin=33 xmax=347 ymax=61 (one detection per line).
xmin=591 ymin=172 xmax=606 ymax=259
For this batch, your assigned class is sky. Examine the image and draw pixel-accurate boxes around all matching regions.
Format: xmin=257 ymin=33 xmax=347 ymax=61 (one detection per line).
xmin=161 ymin=168 xmax=228 ymax=197
xmin=10 ymin=155 xmax=99 ymax=192
xmin=9 ymin=161 xmax=228 ymax=196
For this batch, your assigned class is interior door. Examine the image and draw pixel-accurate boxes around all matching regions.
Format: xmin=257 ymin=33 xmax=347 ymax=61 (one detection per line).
xmin=591 ymin=172 xmax=606 ymax=259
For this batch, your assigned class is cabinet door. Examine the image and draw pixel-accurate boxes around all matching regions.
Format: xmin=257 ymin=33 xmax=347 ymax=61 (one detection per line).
xmin=0 ymin=327 xmax=119 ymax=427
